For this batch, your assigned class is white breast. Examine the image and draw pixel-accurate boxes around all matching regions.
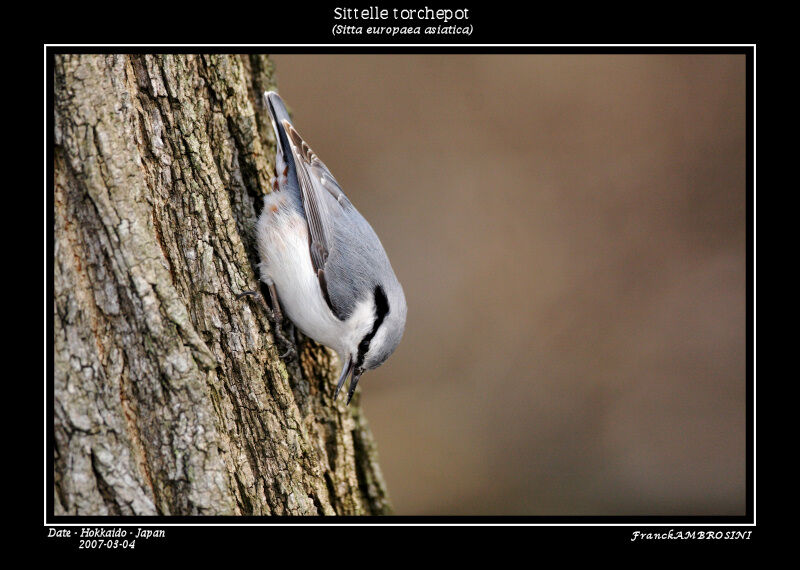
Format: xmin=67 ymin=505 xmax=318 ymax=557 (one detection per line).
xmin=255 ymin=193 xmax=374 ymax=361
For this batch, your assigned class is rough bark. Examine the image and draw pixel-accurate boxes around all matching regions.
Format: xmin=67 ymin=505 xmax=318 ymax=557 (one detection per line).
xmin=53 ymin=54 xmax=391 ymax=516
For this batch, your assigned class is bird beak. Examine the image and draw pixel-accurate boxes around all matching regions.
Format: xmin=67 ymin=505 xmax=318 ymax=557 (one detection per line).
xmin=334 ymin=356 xmax=353 ymax=402
xmin=346 ymin=368 xmax=363 ymax=406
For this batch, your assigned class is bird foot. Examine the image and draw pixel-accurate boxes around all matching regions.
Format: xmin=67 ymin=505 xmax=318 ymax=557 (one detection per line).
xmin=236 ymin=289 xmax=297 ymax=359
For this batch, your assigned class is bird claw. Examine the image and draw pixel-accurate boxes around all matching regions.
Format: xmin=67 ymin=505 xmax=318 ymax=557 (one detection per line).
xmin=236 ymin=289 xmax=296 ymax=360
xmin=273 ymin=326 xmax=297 ymax=359
xmin=266 ymin=311 xmax=296 ymax=360
xmin=235 ymin=290 xmax=260 ymax=301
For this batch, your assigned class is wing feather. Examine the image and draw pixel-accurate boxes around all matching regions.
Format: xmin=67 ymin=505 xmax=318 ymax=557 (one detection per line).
xmin=282 ymin=121 xmax=351 ymax=318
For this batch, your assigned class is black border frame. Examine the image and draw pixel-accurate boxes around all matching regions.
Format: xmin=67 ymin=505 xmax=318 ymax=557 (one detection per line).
xmin=44 ymin=44 xmax=755 ymax=533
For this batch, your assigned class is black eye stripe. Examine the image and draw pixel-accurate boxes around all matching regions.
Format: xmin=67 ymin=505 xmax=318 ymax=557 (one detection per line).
xmin=355 ymin=285 xmax=390 ymax=368
xmin=374 ymin=284 xmax=389 ymax=320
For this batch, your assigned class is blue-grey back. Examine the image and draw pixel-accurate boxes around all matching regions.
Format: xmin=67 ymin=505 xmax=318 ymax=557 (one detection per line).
xmin=324 ymin=198 xmax=400 ymax=320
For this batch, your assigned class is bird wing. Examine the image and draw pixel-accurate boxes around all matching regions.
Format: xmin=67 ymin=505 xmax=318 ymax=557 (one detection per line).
xmin=282 ymin=120 xmax=353 ymax=319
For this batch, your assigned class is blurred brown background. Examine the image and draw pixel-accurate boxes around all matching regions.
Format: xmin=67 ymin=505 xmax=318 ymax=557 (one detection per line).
xmin=270 ymin=54 xmax=747 ymax=515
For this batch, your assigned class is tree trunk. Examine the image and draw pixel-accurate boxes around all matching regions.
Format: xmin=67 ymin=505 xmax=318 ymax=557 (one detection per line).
xmin=53 ymin=54 xmax=391 ymax=516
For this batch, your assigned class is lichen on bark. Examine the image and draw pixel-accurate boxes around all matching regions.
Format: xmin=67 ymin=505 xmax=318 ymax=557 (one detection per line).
xmin=53 ymin=53 xmax=391 ymax=516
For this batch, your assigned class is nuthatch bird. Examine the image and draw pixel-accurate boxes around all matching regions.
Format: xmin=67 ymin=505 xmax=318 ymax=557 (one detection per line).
xmin=247 ymin=91 xmax=407 ymax=405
